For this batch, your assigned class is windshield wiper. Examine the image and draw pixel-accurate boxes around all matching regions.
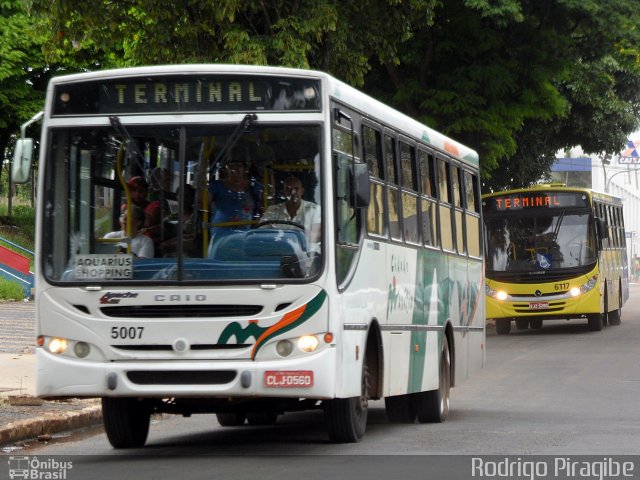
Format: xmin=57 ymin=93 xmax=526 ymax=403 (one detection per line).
xmin=208 ymin=113 xmax=258 ymax=176
xmin=109 ymin=116 xmax=147 ymax=173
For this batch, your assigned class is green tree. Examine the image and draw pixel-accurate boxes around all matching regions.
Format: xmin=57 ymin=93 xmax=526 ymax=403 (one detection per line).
xmin=27 ymin=0 xmax=640 ymax=189
xmin=0 ymin=0 xmax=113 ymax=213
xmin=0 ymin=0 xmax=50 ymax=209
xmin=32 ymin=0 xmax=439 ymax=86
xmin=365 ymin=0 xmax=640 ymax=189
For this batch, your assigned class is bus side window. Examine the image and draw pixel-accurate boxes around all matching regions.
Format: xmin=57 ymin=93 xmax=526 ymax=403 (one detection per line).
xmin=385 ymin=135 xmax=402 ymax=241
xmin=363 ymin=125 xmax=385 ymax=237
xmin=437 ymin=158 xmax=454 ymax=252
xmin=400 ymin=141 xmax=419 ymax=245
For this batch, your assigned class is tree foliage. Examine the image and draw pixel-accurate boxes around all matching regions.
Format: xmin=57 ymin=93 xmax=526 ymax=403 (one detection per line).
xmin=0 ymin=1 xmax=47 ymax=171
xmin=19 ymin=0 xmax=640 ymax=190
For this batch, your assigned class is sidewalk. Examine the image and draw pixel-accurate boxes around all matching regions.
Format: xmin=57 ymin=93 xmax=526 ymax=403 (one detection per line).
xmin=0 ymin=302 xmax=102 ymax=449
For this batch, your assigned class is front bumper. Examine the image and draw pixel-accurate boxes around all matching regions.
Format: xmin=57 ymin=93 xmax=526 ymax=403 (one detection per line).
xmin=36 ymin=347 xmax=336 ymax=399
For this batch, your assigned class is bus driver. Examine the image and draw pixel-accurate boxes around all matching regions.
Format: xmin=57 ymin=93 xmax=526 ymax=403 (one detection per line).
xmin=260 ymin=175 xmax=320 ymax=251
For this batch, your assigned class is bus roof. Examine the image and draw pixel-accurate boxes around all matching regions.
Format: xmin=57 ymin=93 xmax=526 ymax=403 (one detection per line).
xmin=47 ymin=64 xmax=479 ymax=168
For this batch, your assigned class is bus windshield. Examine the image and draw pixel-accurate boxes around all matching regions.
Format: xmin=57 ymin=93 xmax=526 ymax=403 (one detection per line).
xmin=42 ymin=123 xmax=323 ymax=283
xmin=485 ymin=211 xmax=597 ymax=272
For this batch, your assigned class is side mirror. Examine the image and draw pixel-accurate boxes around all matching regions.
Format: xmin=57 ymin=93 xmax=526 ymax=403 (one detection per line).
xmin=12 ymin=138 xmax=34 ymax=184
xmin=595 ymin=217 xmax=608 ymax=239
xmin=349 ymin=163 xmax=370 ymax=209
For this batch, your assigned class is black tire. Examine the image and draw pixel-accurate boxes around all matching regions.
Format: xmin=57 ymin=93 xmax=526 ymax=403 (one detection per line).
xmin=385 ymin=394 xmax=416 ymax=423
xmin=529 ymin=318 xmax=543 ymax=329
xmin=216 ymin=412 xmax=246 ymax=426
xmin=325 ymin=364 xmax=370 ymax=443
xmin=515 ymin=318 xmax=529 ymax=330
xmin=246 ymin=412 xmax=278 ymax=425
xmin=588 ymin=313 xmax=603 ymax=331
xmin=608 ymin=287 xmax=622 ymax=326
xmin=495 ymin=319 xmax=511 ymax=335
xmin=415 ymin=336 xmax=451 ymax=423
xmin=102 ymin=397 xmax=151 ymax=449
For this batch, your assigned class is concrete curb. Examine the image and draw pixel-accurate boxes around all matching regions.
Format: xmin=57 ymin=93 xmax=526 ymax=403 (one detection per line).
xmin=0 ymin=405 xmax=102 ymax=446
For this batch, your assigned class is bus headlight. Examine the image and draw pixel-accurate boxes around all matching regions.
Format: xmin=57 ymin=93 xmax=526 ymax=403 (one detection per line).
xmin=297 ymin=335 xmax=319 ymax=353
xmin=73 ymin=342 xmax=91 ymax=358
xmin=486 ymin=285 xmax=508 ymax=301
xmin=38 ymin=335 xmax=100 ymax=359
xmin=570 ymin=287 xmax=581 ymax=297
xmin=48 ymin=338 xmax=68 ymax=354
xmin=276 ymin=340 xmax=294 ymax=357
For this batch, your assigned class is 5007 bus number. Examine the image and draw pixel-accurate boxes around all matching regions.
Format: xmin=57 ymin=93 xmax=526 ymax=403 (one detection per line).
xmin=110 ymin=326 xmax=144 ymax=340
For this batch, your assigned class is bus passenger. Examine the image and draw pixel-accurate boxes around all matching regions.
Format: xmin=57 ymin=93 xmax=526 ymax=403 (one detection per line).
xmin=261 ymin=175 xmax=320 ymax=250
xmin=144 ymin=167 xmax=175 ymax=252
xmin=209 ymin=149 xmax=262 ymax=235
xmin=103 ymin=205 xmax=155 ymax=258
xmin=159 ymin=185 xmax=197 ymax=257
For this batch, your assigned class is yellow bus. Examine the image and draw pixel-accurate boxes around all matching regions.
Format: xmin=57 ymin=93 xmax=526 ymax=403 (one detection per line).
xmin=483 ymin=184 xmax=629 ymax=334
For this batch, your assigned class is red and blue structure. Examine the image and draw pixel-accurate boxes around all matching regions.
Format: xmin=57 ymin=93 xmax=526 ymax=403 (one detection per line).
xmin=0 ymin=236 xmax=34 ymax=299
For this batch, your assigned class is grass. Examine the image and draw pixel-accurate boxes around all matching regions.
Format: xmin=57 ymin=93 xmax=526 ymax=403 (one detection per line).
xmin=0 ymin=203 xmax=35 ymax=301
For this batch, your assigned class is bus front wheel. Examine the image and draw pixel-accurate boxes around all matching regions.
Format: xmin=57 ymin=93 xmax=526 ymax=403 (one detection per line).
xmin=495 ymin=319 xmax=511 ymax=335
xmin=588 ymin=313 xmax=603 ymax=331
xmin=216 ymin=412 xmax=246 ymax=426
xmin=529 ymin=318 xmax=543 ymax=329
xmin=102 ymin=397 xmax=151 ymax=449
xmin=246 ymin=412 xmax=278 ymax=425
xmin=324 ymin=363 xmax=370 ymax=443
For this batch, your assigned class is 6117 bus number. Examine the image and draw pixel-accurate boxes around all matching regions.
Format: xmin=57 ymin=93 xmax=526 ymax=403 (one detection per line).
xmin=111 ymin=326 xmax=144 ymax=340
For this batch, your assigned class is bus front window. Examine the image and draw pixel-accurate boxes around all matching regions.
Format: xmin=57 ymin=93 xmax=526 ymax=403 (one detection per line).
xmin=42 ymin=124 xmax=323 ymax=283
xmin=486 ymin=212 xmax=597 ymax=272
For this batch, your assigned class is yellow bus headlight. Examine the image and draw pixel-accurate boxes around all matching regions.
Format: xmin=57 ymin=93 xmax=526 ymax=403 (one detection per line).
xmin=486 ymin=284 xmax=508 ymax=301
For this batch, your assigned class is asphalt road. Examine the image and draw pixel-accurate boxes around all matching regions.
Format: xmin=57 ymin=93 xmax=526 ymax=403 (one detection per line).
xmin=5 ymin=285 xmax=640 ymax=479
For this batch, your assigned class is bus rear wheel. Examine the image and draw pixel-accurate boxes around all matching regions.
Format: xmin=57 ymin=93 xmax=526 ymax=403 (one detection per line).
xmin=324 ymin=363 xmax=370 ymax=443
xmin=415 ymin=336 xmax=451 ymax=423
xmin=608 ymin=288 xmax=622 ymax=326
xmin=102 ymin=397 xmax=151 ymax=449
xmin=385 ymin=394 xmax=416 ymax=423
xmin=495 ymin=319 xmax=511 ymax=335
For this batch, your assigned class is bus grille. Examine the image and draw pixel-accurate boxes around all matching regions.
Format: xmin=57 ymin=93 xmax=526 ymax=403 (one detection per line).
xmin=126 ymin=370 xmax=237 ymax=385
xmin=101 ymin=304 xmax=262 ymax=318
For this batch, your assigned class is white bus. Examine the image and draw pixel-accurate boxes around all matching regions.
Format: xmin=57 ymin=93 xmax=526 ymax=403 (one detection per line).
xmin=14 ymin=65 xmax=485 ymax=447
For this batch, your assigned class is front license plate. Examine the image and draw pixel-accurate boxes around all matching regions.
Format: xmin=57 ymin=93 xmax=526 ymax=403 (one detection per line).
xmin=264 ymin=370 xmax=314 ymax=388
xmin=529 ymin=301 xmax=549 ymax=310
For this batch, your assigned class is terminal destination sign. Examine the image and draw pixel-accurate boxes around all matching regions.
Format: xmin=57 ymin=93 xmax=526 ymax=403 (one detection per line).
xmin=53 ymin=75 xmax=321 ymax=115
xmin=484 ymin=191 xmax=589 ymax=212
